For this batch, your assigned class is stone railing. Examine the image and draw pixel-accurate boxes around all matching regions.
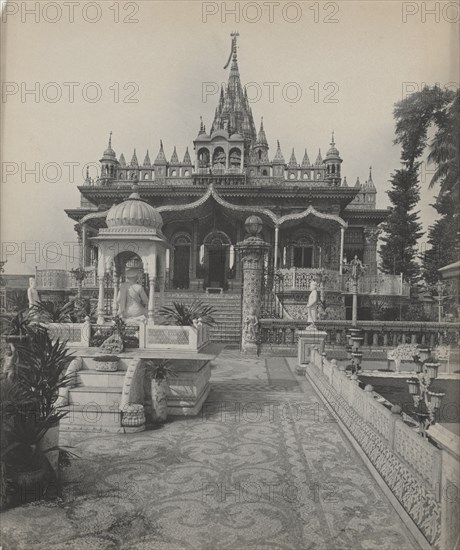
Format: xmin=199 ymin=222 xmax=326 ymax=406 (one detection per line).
xmin=277 ymin=268 xmax=409 ymax=296
xmin=36 ymin=269 xmax=69 ymax=290
xmin=278 ymin=268 xmax=341 ymax=292
xmin=69 ymin=267 xmax=97 ymax=289
xmin=308 ymin=348 xmax=459 ymax=549
xmin=260 ymin=319 xmax=459 ymax=350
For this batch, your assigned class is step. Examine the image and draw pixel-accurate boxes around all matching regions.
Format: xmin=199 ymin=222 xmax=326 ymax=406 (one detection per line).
xmin=68 ymin=386 xmax=122 ymax=408
xmin=60 ymin=404 xmax=123 ymax=433
xmin=77 ymin=370 xmax=126 ymax=388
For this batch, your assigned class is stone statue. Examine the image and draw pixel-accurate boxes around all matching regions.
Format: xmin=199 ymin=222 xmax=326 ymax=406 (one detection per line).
xmin=243 ymin=309 xmax=259 ymax=343
xmin=117 ymin=268 xmax=148 ymax=321
xmin=306 ymin=280 xmax=319 ymax=325
xmin=27 ymin=277 xmax=40 ymax=308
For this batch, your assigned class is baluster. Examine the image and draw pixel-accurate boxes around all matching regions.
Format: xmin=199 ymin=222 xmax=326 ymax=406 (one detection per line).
xmin=392 ymin=332 xmax=398 ymax=346
xmin=429 ymin=333 xmax=435 ymax=347
xmin=411 ymin=333 xmax=417 ymax=344
xmin=421 ymin=333 xmax=426 ymax=345
xmin=383 ymin=333 xmax=389 ymax=346
xmin=372 ymin=332 xmax=379 ymax=347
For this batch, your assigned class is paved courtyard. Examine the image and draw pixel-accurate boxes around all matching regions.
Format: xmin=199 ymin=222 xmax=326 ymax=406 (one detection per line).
xmin=1 ymin=350 xmax=418 ymax=550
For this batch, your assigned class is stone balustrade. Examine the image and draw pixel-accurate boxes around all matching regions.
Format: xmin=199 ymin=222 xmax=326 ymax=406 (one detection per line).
xmin=308 ymin=347 xmax=459 ymax=549
xmin=36 ymin=269 xmax=70 ymax=290
xmin=260 ymin=319 xmax=459 ymax=350
xmin=277 ymin=267 xmax=409 ymax=296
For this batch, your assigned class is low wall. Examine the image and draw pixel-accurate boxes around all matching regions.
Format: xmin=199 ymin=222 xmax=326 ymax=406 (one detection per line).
xmin=307 ymin=348 xmax=459 ymax=549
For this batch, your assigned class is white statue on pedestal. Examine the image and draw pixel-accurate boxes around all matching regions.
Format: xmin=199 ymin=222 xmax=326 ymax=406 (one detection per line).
xmin=306 ymin=280 xmax=319 ymax=326
xmin=117 ymin=268 xmax=148 ymax=321
xmin=27 ymin=277 xmax=40 ymax=308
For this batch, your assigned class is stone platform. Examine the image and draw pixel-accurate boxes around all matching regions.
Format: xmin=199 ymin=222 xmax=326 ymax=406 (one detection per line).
xmin=60 ymin=345 xmax=221 ymax=434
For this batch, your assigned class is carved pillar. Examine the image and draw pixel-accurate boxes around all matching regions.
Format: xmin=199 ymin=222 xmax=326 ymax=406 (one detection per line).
xmin=273 ymin=226 xmax=279 ymax=271
xmin=112 ymin=267 xmax=119 ymax=317
xmin=236 ymin=216 xmax=270 ymax=355
xmin=96 ymin=249 xmax=105 ymax=325
xmin=148 ymin=253 xmax=157 ymax=324
xmin=364 ymin=228 xmax=380 ymax=276
xmin=339 ymin=226 xmax=345 ymax=274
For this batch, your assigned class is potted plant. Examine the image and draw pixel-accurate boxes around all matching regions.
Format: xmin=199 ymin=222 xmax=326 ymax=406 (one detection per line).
xmin=159 ymin=300 xmax=216 ymax=327
xmin=31 ymin=300 xmax=75 ymax=324
xmin=145 ymin=359 xmax=176 ymax=423
xmin=14 ymin=328 xmax=73 ymax=474
xmin=93 ymin=355 xmax=119 ymax=372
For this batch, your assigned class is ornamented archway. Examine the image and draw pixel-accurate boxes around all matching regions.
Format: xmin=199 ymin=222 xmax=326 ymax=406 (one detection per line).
xmin=202 ymin=230 xmax=232 ymax=289
xmin=171 ymin=232 xmax=191 ymax=289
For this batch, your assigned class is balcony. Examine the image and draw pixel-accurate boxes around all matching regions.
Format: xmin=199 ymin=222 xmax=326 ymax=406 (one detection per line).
xmin=277 ymin=268 xmax=410 ymax=297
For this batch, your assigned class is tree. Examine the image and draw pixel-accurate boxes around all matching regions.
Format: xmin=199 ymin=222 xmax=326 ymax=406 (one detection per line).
xmin=380 ymin=166 xmax=423 ymax=282
xmin=392 ymin=86 xmax=459 ymax=282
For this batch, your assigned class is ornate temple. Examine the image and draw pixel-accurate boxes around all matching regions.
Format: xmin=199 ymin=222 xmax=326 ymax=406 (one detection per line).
xmin=60 ymin=34 xmax=402 ymax=322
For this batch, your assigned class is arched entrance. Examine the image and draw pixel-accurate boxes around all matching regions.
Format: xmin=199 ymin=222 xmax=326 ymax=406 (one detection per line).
xmin=171 ymin=233 xmax=191 ymax=289
xmin=203 ymin=231 xmax=231 ymax=290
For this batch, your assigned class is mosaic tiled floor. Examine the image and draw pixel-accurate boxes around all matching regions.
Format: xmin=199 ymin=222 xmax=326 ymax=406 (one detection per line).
xmin=1 ymin=351 xmax=418 ymax=550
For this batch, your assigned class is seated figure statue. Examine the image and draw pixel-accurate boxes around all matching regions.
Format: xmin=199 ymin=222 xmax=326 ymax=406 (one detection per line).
xmin=117 ymin=268 xmax=149 ymax=321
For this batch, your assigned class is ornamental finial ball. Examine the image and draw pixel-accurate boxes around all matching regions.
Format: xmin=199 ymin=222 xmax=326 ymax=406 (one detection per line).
xmin=245 ymin=215 xmax=263 ymax=237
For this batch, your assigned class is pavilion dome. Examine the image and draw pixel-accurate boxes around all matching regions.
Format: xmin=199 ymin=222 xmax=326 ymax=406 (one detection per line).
xmin=106 ymin=191 xmax=163 ymax=229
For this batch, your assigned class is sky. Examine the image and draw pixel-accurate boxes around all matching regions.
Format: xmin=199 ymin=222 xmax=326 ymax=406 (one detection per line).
xmin=1 ymin=0 xmax=458 ymax=274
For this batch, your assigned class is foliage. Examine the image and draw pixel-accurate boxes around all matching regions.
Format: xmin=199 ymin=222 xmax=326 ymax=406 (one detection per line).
xmin=15 ymin=330 xmax=73 ymax=419
xmin=6 ymin=290 xmax=28 ymax=313
xmin=145 ymin=359 xmax=176 ymax=380
xmin=159 ymin=300 xmax=216 ymax=327
xmin=31 ymin=300 xmax=74 ymax=323
xmin=71 ymin=297 xmax=97 ymax=323
xmin=379 ymin=166 xmax=423 ymax=282
xmin=392 ymin=86 xmax=460 ymax=282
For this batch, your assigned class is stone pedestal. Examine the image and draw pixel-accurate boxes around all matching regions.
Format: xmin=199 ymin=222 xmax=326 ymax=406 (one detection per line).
xmin=297 ymin=324 xmax=327 ymax=373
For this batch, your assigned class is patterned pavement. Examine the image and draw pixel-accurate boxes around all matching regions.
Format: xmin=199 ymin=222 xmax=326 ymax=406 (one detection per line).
xmin=1 ymin=350 xmax=418 ymax=550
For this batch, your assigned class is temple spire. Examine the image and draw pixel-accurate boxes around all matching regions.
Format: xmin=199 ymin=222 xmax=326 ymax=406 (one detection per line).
xmin=273 ymin=140 xmax=285 ymax=163
xmin=154 ymin=140 xmax=167 ymax=165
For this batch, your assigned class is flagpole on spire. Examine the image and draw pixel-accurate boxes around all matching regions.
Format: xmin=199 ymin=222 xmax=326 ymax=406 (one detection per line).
xmin=224 ymin=31 xmax=239 ymax=69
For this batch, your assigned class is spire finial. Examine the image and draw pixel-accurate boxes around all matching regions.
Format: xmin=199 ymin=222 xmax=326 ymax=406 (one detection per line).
xmin=331 ymin=130 xmax=335 ymax=146
xmin=224 ymin=31 xmax=240 ymax=69
xmin=108 ymin=131 xmax=112 ymax=148
xmin=369 ymin=165 xmax=372 ymax=179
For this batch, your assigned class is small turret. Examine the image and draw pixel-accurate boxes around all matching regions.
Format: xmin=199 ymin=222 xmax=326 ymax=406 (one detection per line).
xmin=301 ymin=149 xmax=310 ymax=168
xmin=143 ymin=150 xmax=151 ymax=168
xmin=287 ymin=148 xmax=298 ymax=180
xmin=118 ymin=153 xmax=126 ymax=167
xmin=99 ymin=132 xmax=118 ymax=180
xmin=181 ymin=146 xmax=193 ymax=177
xmin=315 ymin=149 xmax=323 ymax=165
xmin=324 ymin=131 xmax=342 ymax=186
xmin=130 ymin=149 xmax=139 ymax=167
xmin=272 ymin=140 xmax=285 ymax=178
xmin=154 ymin=140 xmax=167 ymax=179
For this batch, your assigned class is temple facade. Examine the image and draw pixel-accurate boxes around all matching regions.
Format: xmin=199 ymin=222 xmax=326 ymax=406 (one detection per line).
xmin=62 ymin=35 xmax=397 ymax=320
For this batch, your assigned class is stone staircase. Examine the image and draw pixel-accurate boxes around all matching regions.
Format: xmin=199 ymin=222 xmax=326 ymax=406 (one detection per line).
xmin=60 ymin=357 xmax=127 ymax=433
xmin=156 ymin=291 xmax=242 ymax=346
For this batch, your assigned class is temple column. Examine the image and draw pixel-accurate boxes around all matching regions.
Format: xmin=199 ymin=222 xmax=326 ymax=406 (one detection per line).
xmin=236 ymin=216 xmax=270 ymax=355
xmin=235 ymin=223 xmax=243 ymax=282
xmin=191 ymin=219 xmax=198 ymax=286
xmin=339 ymin=226 xmax=345 ymax=274
xmin=364 ymin=228 xmax=380 ymax=276
xmin=148 ymin=253 xmax=157 ymax=324
xmin=273 ymin=225 xmax=279 ymax=271
xmin=96 ymin=249 xmax=106 ymax=324
xmin=112 ymin=267 xmax=119 ymax=317
xmin=82 ymin=224 xmax=87 ymax=267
